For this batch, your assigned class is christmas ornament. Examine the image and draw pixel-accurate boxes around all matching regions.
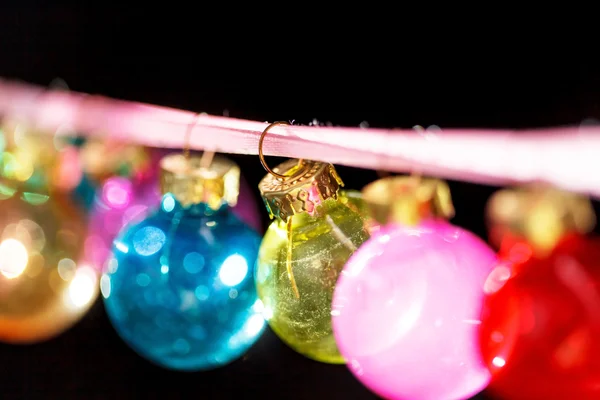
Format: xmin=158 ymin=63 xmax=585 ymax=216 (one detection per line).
xmin=255 ymin=123 xmax=371 ymax=364
xmin=479 ymin=186 xmax=600 ymax=400
xmin=74 ymin=139 xmax=155 ymax=210
xmin=331 ymin=176 xmax=497 ymax=400
xmin=0 ymin=119 xmax=82 ymax=192
xmin=102 ymin=153 xmax=265 ymax=371
xmin=0 ymin=179 xmax=99 ymax=343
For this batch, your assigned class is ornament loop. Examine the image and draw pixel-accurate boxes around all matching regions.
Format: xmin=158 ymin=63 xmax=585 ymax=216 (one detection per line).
xmin=182 ymin=112 xmax=215 ymax=170
xmin=258 ymin=121 xmax=303 ymax=180
xmin=183 ymin=113 xmax=203 ymax=160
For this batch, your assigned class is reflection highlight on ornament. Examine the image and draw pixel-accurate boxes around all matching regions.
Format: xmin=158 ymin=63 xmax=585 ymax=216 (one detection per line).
xmin=0 ymin=238 xmax=29 ymax=279
xmin=219 ymin=254 xmax=248 ymax=287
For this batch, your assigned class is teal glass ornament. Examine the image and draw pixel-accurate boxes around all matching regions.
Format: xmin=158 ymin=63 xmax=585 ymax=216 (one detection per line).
xmin=101 ymin=154 xmax=265 ymax=371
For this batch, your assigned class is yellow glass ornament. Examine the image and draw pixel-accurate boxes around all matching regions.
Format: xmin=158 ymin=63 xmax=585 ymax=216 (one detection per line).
xmin=256 ymin=159 xmax=370 ymax=364
xmin=0 ymin=179 xmax=99 ymax=343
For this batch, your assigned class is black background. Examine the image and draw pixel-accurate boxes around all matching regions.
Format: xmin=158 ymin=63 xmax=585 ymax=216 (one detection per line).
xmin=1 ymin=5 xmax=600 ymax=399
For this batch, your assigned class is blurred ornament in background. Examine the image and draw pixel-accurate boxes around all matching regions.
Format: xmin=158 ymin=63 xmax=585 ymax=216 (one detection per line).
xmin=332 ymin=176 xmax=496 ymax=400
xmin=256 ymin=158 xmax=370 ymax=364
xmin=338 ymin=189 xmax=380 ymax=235
xmin=0 ymin=179 xmax=99 ymax=343
xmin=102 ymin=153 xmax=265 ymax=371
xmin=480 ymin=186 xmax=600 ymax=400
xmin=74 ymin=138 xmax=155 ymax=210
xmin=0 ymin=119 xmax=83 ymax=193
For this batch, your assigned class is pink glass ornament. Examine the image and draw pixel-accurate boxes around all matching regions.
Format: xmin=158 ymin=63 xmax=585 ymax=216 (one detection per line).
xmin=83 ymin=152 xmax=262 ymax=273
xmin=332 ymin=219 xmax=497 ymax=400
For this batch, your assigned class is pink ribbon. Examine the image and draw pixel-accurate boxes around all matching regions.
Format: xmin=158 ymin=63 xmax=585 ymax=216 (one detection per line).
xmin=1 ymin=78 xmax=599 ymax=198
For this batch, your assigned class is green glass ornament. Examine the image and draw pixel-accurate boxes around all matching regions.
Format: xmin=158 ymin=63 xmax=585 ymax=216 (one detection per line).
xmin=255 ymin=159 xmax=370 ymax=363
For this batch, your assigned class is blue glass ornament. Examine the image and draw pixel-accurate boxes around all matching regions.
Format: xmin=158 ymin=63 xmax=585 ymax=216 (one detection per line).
xmin=101 ymin=154 xmax=266 ymax=371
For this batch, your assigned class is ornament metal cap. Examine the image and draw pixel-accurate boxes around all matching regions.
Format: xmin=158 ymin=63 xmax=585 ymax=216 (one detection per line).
xmin=362 ymin=176 xmax=455 ymax=226
xmin=486 ymin=185 xmax=596 ymax=253
xmin=258 ymin=159 xmax=344 ymax=221
xmin=160 ymin=153 xmax=240 ymax=209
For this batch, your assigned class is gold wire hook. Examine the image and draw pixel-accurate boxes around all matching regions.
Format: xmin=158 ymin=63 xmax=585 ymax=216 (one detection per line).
xmin=258 ymin=121 xmax=303 ymax=179
xmin=183 ymin=113 xmax=202 ymax=160
xmin=183 ymin=113 xmax=215 ymax=169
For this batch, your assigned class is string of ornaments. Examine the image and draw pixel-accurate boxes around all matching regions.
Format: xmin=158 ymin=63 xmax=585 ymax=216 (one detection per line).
xmin=0 ymin=116 xmax=599 ymax=400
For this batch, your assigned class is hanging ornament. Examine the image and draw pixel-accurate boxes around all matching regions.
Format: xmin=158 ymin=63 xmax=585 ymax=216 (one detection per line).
xmin=74 ymin=138 xmax=155 ymax=210
xmin=0 ymin=178 xmax=99 ymax=343
xmin=255 ymin=122 xmax=371 ymax=364
xmin=479 ymin=185 xmax=600 ymax=400
xmin=331 ymin=176 xmax=497 ymax=400
xmin=0 ymin=119 xmax=82 ymax=192
xmin=102 ymin=152 xmax=265 ymax=371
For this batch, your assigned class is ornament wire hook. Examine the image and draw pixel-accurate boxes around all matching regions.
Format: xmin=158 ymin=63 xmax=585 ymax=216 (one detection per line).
xmin=183 ymin=113 xmax=202 ymax=160
xmin=183 ymin=112 xmax=215 ymax=169
xmin=258 ymin=121 xmax=303 ymax=179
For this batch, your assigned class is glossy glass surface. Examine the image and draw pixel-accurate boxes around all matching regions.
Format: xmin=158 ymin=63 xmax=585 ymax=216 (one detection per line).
xmin=256 ymin=191 xmax=370 ymax=364
xmin=102 ymin=194 xmax=265 ymax=371
xmin=480 ymin=233 xmax=600 ymax=400
xmin=332 ymin=220 xmax=496 ymax=400
xmin=0 ymin=187 xmax=99 ymax=343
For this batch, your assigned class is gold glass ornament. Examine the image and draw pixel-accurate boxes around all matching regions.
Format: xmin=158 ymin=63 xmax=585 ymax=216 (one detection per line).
xmin=0 ymin=179 xmax=99 ymax=343
xmin=255 ymin=123 xmax=371 ymax=364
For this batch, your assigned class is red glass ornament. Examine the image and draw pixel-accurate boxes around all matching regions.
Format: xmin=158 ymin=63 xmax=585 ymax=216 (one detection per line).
xmin=479 ymin=233 xmax=600 ymax=400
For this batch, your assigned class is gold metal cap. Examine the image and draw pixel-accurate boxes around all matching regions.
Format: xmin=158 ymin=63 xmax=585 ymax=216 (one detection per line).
xmin=362 ymin=176 xmax=455 ymax=226
xmin=486 ymin=185 xmax=596 ymax=253
xmin=160 ymin=153 xmax=240 ymax=209
xmin=258 ymin=159 xmax=344 ymax=221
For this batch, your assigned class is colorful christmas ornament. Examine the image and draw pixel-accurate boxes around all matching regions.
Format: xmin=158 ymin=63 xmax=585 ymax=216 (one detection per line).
xmin=0 ymin=119 xmax=82 ymax=192
xmin=479 ymin=186 xmax=600 ymax=400
xmin=255 ymin=158 xmax=371 ymax=364
xmin=102 ymin=153 xmax=265 ymax=371
xmin=331 ymin=176 xmax=497 ymax=400
xmin=0 ymin=179 xmax=99 ymax=343
xmin=74 ymin=139 xmax=155 ymax=210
